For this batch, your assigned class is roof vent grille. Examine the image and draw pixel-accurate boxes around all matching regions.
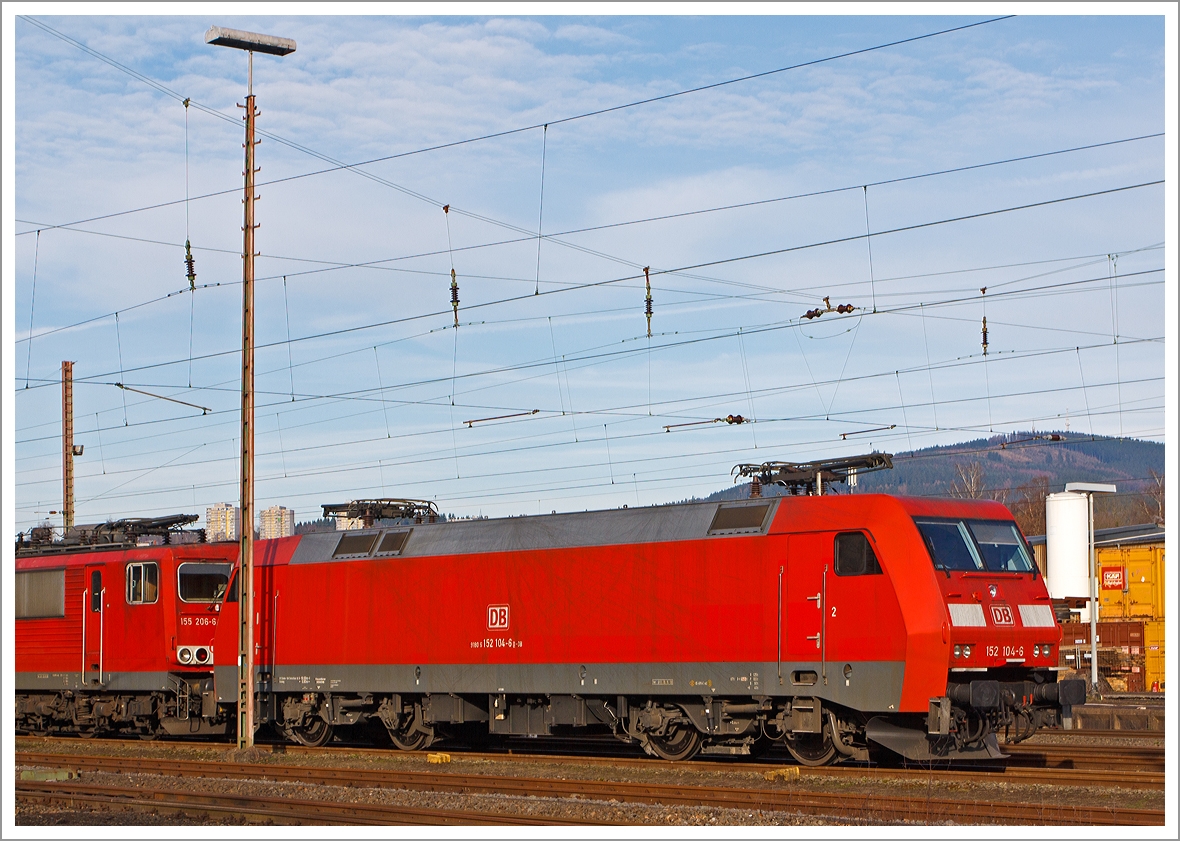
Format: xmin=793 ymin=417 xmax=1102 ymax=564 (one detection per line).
xmin=708 ymin=502 xmax=773 ymax=535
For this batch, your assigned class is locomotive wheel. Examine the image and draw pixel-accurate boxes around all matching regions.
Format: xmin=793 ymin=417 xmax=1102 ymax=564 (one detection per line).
xmin=784 ymin=732 xmax=837 ymax=766
xmin=289 ymin=717 xmax=333 ymax=747
xmin=646 ymin=725 xmax=702 ymax=761
xmin=388 ymin=722 xmax=435 ymax=752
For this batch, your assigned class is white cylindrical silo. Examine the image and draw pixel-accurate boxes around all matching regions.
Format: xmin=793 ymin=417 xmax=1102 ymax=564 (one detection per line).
xmin=1046 ymin=491 xmax=1091 ymax=619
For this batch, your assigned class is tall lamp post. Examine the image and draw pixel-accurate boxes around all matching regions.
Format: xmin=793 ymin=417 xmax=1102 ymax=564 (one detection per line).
xmin=1064 ymin=482 xmax=1117 ymax=693
xmin=206 ymin=25 xmax=296 ymax=751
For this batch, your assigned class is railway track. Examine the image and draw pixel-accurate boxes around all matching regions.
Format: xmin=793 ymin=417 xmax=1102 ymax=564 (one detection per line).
xmin=1036 ymin=728 xmax=1164 ymax=739
xmin=17 ymin=745 xmax=1165 ymax=792
xmin=1001 ymin=742 xmax=1163 ymax=772
xmin=15 ymin=779 xmax=593 ymax=826
xmin=15 ymin=752 xmax=1165 ymax=826
xmin=16 ymin=732 xmax=1165 ymax=784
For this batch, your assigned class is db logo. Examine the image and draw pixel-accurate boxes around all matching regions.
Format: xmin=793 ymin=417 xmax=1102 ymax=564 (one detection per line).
xmin=990 ymin=604 xmax=1014 ymax=626
xmin=487 ymin=604 xmax=510 ymax=630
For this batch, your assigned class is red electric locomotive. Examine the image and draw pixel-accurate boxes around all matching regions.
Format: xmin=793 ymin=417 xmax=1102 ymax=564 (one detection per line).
xmin=16 ymin=456 xmax=1084 ymax=763
xmin=15 ymin=516 xmax=235 ymax=738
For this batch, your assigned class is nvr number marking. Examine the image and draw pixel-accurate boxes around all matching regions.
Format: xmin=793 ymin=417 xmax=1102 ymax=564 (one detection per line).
xmin=487 ymin=604 xmax=510 ymax=630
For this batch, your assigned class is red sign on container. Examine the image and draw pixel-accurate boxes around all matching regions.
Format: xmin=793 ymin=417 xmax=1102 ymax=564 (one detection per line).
xmin=1101 ymin=566 xmax=1125 ymax=590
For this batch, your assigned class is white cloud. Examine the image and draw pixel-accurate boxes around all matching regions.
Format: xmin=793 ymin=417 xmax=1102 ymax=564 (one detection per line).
xmin=554 ymin=23 xmax=636 ymax=48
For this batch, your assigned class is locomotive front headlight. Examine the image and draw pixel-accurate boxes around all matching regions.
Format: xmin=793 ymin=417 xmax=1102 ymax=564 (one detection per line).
xmin=178 ymin=647 xmax=193 ymax=664
xmin=1043 ymin=644 xmax=1052 ymax=658
xmin=954 ymin=645 xmax=962 ymax=658
xmin=1033 ymin=645 xmax=1041 ymax=657
xmin=962 ymin=645 xmax=972 ymax=658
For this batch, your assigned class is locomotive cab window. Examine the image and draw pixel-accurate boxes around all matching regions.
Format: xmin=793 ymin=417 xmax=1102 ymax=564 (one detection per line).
xmin=967 ymin=521 xmax=1035 ymax=573
xmin=915 ymin=520 xmax=985 ymax=572
xmin=834 ymin=532 xmax=881 ymax=576
xmin=177 ymin=562 xmax=232 ymax=603
xmin=125 ymin=562 xmax=159 ymax=605
xmin=916 ymin=518 xmax=1035 ymax=574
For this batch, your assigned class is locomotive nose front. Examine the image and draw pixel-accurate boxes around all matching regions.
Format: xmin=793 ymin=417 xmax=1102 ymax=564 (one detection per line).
xmin=175 ymin=561 xmax=231 ymax=668
xmin=916 ymin=516 xmax=1085 ymax=754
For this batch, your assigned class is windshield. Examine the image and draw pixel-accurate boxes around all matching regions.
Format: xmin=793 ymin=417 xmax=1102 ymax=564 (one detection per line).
xmin=967 ymin=520 xmax=1036 ymax=572
xmin=916 ymin=520 xmax=984 ymax=571
xmin=915 ymin=518 xmax=1035 ymax=574
xmin=178 ymin=562 xmax=232 ymax=603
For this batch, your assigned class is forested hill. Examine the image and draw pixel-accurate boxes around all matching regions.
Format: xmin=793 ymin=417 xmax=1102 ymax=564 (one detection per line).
xmin=854 ymin=433 xmax=1161 ymax=497
xmin=693 ymin=432 xmax=1163 ymax=509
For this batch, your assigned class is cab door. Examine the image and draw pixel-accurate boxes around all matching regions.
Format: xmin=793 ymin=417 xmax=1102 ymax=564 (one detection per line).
xmin=83 ymin=565 xmax=105 ymax=684
xmin=785 ymin=533 xmax=831 ymax=686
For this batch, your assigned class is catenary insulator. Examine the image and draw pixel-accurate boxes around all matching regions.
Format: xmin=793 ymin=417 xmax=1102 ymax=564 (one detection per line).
xmin=451 ymin=268 xmax=460 ymax=327
xmin=643 ymin=266 xmax=653 ymax=338
xmin=184 ymin=239 xmax=197 ymax=290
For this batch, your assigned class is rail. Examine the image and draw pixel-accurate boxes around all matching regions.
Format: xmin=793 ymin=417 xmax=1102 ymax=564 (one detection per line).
xmin=16 ymin=779 xmax=590 ymax=825
xmin=15 ymin=752 xmax=1164 ymax=826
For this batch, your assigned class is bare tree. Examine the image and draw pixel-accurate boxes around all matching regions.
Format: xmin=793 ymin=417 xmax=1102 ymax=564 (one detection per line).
xmin=1010 ymin=475 xmax=1051 ymax=537
xmin=1138 ymin=469 xmax=1164 ymax=525
xmin=948 ymin=461 xmax=986 ymax=499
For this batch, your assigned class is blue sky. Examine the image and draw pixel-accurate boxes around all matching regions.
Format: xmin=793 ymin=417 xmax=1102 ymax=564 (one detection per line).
xmin=6 ymin=9 xmax=1173 ymax=533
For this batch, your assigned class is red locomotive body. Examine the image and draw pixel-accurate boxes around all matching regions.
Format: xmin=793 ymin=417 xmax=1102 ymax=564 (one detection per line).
xmin=17 ymin=490 xmax=1084 ymax=762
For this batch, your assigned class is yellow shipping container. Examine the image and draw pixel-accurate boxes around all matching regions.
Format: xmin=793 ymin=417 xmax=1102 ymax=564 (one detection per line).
xmin=1144 ymin=619 xmax=1165 ymax=691
xmin=1097 ymin=544 xmax=1165 ymax=621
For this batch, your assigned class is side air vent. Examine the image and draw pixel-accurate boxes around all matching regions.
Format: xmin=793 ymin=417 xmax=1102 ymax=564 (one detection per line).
xmin=374 ymin=530 xmax=412 ymax=557
xmin=332 ymin=531 xmax=379 ymax=559
xmin=15 ymin=569 xmax=65 ymax=619
xmin=708 ymin=502 xmax=774 ymax=536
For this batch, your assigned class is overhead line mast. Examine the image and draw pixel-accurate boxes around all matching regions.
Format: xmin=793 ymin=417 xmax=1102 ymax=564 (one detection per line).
xmin=206 ymin=25 xmax=296 ymax=754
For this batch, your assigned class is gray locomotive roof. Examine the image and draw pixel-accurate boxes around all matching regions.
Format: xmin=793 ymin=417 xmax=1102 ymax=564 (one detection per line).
xmin=289 ymin=498 xmax=779 ymax=565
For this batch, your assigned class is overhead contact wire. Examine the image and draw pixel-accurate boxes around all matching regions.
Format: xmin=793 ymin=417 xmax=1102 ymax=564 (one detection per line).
xmin=535 ymin=125 xmax=548 ymax=296
xmin=115 ymin=312 xmax=128 ymax=425
xmin=24 ymin=230 xmax=41 ymax=388
xmin=283 ymin=277 xmax=295 ymax=401
xmin=1108 ymin=254 xmax=1124 ymax=437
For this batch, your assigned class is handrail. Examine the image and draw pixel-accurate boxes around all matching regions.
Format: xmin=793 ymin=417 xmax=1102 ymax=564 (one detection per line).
xmin=80 ymin=590 xmax=87 ymax=686
xmin=98 ymin=587 xmax=106 ymax=684
xmin=271 ymin=590 xmax=279 ymax=669
xmin=776 ymin=567 xmax=783 ymax=686
xmin=821 ymin=565 xmax=828 ymax=686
